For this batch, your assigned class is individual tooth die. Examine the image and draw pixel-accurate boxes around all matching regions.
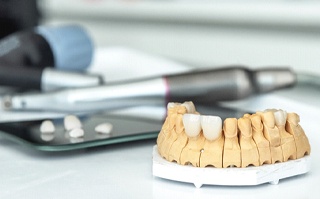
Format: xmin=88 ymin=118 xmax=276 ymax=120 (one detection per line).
xmin=223 ymin=118 xmax=241 ymax=168
xmin=40 ymin=120 xmax=55 ymax=134
xmin=259 ymin=111 xmax=283 ymax=164
xmin=285 ymin=113 xmax=311 ymax=159
xmin=199 ymin=115 xmax=224 ymax=168
xmin=157 ymin=103 xmax=181 ymax=157
xmin=160 ymin=104 xmax=186 ymax=160
xmin=273 ymin=110 xmax=297 ymax=161
xmin=156 ymin=102 xmax=180 ymax=147
xmin=64 ymin=115 xmax=82 ymax=131
xmin=238 ymin=117 xmax=260 ymax=167
xmin=164 ymin=105 xmax=187 ymax=160
xmin=167 ymin=107 xmax=189 ymax=163
xmin=247 ymin=114 xmax=271 ymax=165
xmin=180 ymin=113 xmax=205 ymax=167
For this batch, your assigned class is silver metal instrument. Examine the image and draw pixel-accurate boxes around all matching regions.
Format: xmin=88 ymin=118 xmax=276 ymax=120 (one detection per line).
xmin=2 ymin=66 xmax=296 ymax=113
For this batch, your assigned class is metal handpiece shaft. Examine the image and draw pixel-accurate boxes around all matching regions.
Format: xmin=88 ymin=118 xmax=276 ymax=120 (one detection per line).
xmin=166 ymin=66 xmax=296 ymax=103
xmin=2 ymin=66 xmax=296 ymax=112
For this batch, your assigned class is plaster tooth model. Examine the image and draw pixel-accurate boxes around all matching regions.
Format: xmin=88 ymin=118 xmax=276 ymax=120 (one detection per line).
xmin=238 ymin=117 xmax=260 ymax=167
xmin=157 ymin=102 xmax=181 ymax=159
xmin=273 ymin=110 xmax=297 ymax=161
xmin=199 ymin=115 xmax=224 ymax=168
xmin=286 ymin=113 xmax=311 ymax=159
xmin=180 ymin=113 xmax=205 ymax=167
xmin=246 ymin=114 xmax=272 ymax=165
xmin=156 ymin=101 xmax=311 ymax=170
xmin=158 ymin=101 xmax=197 ymax=162
xmin=258 ymin=111 xmax=283 ymax=164
xmin=162 ymin=105 xmax=189 ymax=160
xmin=223 ymin=118 xmax=241 ymax=168
xmin=167 ymin=105 xmax=188 ymax=162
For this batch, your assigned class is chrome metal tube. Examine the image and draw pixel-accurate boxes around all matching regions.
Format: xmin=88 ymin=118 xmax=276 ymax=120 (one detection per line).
xmin=6 ymin=77 xmax=167 ymax=112
xmin=2 ymin=66 xmax=296 ymax=113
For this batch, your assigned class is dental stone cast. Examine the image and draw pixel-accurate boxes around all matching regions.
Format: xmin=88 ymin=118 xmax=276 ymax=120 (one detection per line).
xmin=156 ymin=102 xmax=311 ymax=168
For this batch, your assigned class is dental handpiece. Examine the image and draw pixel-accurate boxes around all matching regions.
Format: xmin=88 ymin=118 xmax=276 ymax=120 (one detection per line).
xmin=2 ymin=66 xmax=296 ymax=113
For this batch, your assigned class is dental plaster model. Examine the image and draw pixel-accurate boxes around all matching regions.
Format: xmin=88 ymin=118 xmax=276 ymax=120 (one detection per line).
xmin=154 ymin=101 xmax=311 ymax=187
xmin=199 ymin=115 xmax=224 ymax=168
xmin=238 ymin=117 xmax=260 ymax=167
xmin=245 ymin=114 xmax=272 ymax=165
xmin=258 ymin=111 xmax=284 ymax=164
xmin=286 ymin=112 xmax=311 ymax=159
xmin=223 ymin=118 xmax=241 ymax=168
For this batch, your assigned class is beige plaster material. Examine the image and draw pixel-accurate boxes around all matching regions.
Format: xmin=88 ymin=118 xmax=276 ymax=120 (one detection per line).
xmin=286 ymin=113 xmax=311 ymax=159
xmin=223 ymin=118 xmax=241 ymax=168
xmin=180 ymin=134 xmax=206 ymax=167
xmin=157 ymin=104 xmax=180 ymax=158
xmin=274 ymin=110 xmax=297 ymax=161
xmin=238 ymin=117 xmax=260 ymax=167
xmin=156 ymin=102 xmax=311 ymax=169
xmin=199 ymin=133 xmax=224 ymax=168
xmin=168 ymin=108 xmax=189 ymax=163
xmin=248 ymin=114 xmax=272 ymax=165
xmin=259 ymin=111 xmax=283 ymax=164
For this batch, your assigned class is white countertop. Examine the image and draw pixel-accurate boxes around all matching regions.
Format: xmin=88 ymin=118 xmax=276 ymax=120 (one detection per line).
xmin=0 ymin=84 xmax=319 ymax=199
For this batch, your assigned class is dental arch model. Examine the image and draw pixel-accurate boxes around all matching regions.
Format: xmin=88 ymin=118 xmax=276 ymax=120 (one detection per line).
xmin=156 ymin=101 xmax=311 ymax=168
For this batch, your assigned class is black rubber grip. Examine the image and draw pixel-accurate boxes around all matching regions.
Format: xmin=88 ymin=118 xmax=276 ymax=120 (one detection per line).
xmin=0 ymin=30 xmax=54 ymax=68
xmin=0 ymin=64 xmax=42 ymax=90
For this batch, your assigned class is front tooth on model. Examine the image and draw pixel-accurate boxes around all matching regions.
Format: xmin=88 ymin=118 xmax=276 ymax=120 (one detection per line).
xmin=200 ymin=115 xmax=222 ymax=141
xmin=274 ymin=110 xmax=287 ymax=126
xmin=182 ymin=114 xmax=201 ymax=137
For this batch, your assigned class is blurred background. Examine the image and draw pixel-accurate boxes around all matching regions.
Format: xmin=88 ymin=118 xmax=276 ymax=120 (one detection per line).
xmin=1 ymin=0 xmax=320 ymax=113
xmin=37 ymin=0 xmax=320 ymax=75
xmin=2 ymin=0 xmax=320 ymax=78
